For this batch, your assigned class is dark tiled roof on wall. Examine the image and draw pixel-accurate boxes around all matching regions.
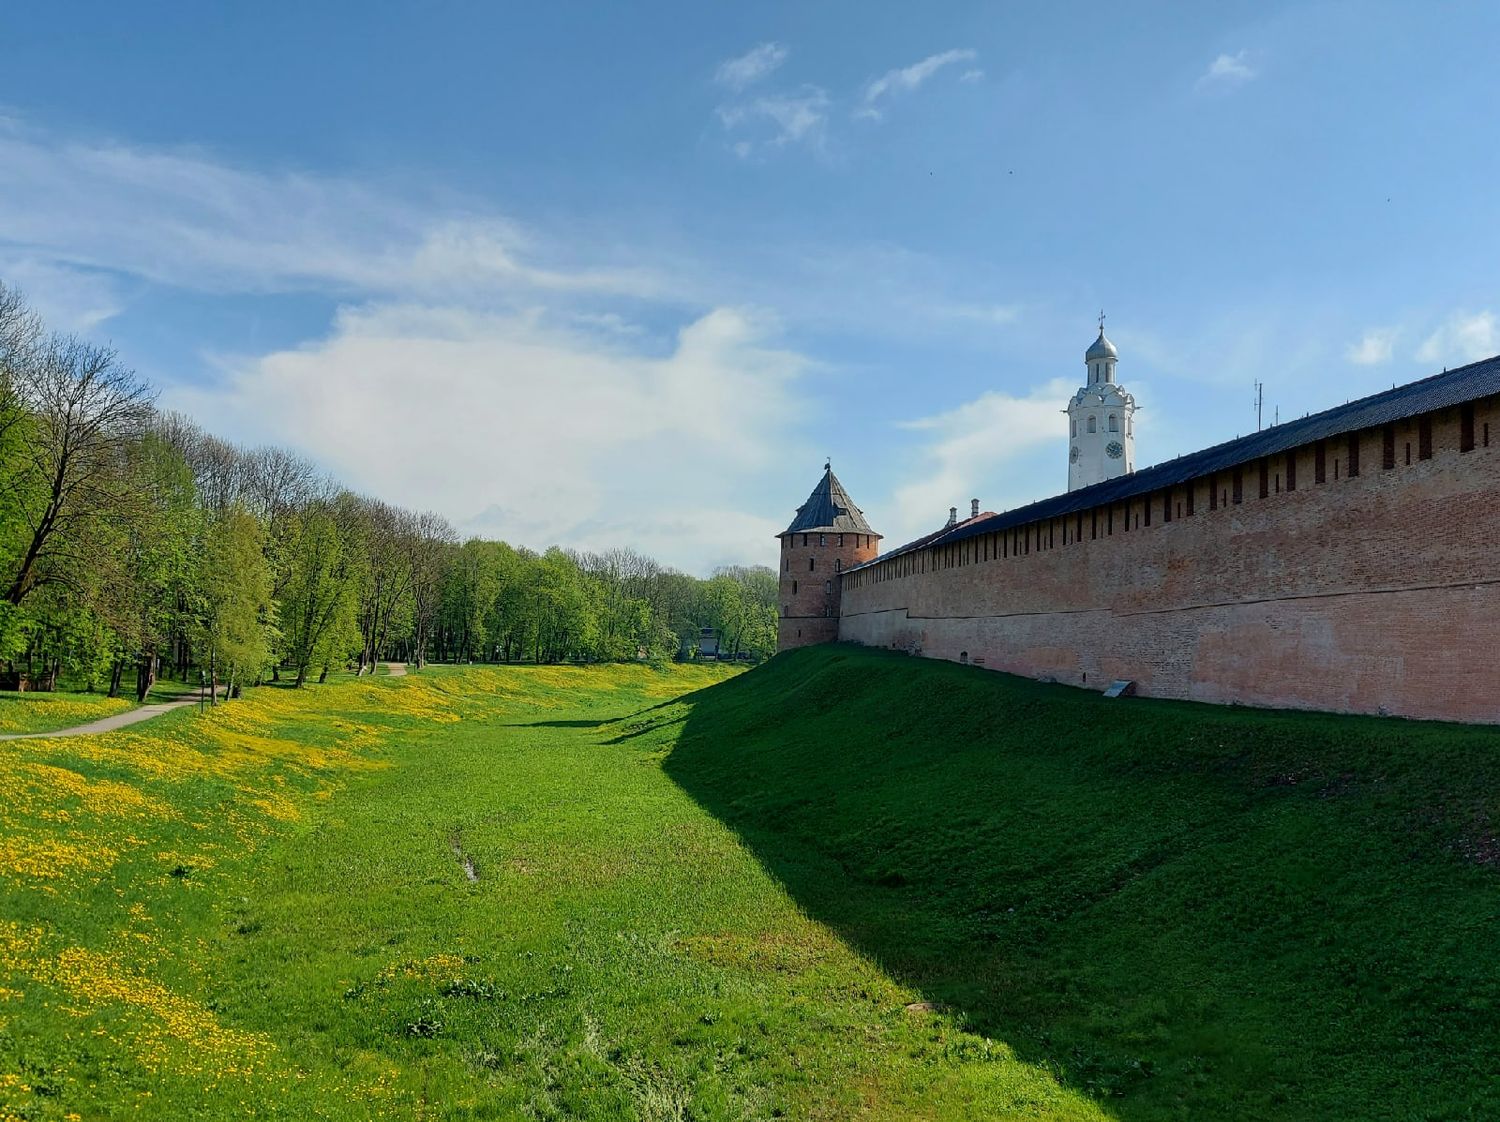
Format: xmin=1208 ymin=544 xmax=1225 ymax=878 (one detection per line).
xmin=782 ymin=468 xmax=879 ymax=536
xmin=851 ymin=353 xmax=1500 ymax=571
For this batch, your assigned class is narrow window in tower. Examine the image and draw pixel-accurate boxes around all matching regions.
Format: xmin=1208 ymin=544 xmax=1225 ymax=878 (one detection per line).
xmin=819 ymin=534 xmax=826 ymax=546
xmin=1108 ymin=414 xmax=1118 ymax=432
xmin=1259 ymin=459 xmax=1269 ymax=499
xmin=809 ymin=558 xmax=815 ymax=571
xmin=801 ymin=533 xmax=807 ymax=547
xmin=1143 ymin=497 xmax=1151 ymax=527
xmin=792 ymin=580 xmax=798 ymax=595
xmin=1285 ymin=452 xmax=1297 ymax=492
xmin=1461 ymin=405 xmax=1476 ymax=452
xmin=1087 ymin=416 xmax=1097 ymax=433
xmin=837 ymin=534 xmax=843 ymax=547
xmin=834 ymin=558 xmax=842 ymax=572
xmin=1232 ymin=469 xmax=1243 ymax=505
xmin=1315 ymin=441 xmax=1327 ymax=484
xmin=1418 ymin=416 xmax=1433 ymax=460
xmin=1382 ymin=425 xmax=1396 ymax=470
xmin=1209 ymin=475 xmax=1218 ymax=511
xmin=1187 ymin=485 xmax=1196 ymax=515
xmin=1347 ymin=433 xmax=1361 ymax=477
xmin=824 ymin=581 xmax=831 ymax=595
xmin=1334 ymin=458 xmax=1340 ymax=480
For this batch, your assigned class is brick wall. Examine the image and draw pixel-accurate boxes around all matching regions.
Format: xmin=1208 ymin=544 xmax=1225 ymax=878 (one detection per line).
xmin=778 ymin=530 xmax=880 ymax=651
xmin=838 ymin=398 xmax=1500 ymax=722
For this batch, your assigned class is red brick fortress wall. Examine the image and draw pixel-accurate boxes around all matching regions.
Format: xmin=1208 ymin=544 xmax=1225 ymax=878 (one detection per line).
xmin=838 ymin=399 xmax=1500 ymax=722
xmin=778 ymin=530 xmax=880 ymax=651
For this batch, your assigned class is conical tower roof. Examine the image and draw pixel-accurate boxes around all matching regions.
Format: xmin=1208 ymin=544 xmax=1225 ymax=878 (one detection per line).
xmin=780 ymin=466 xmax=879 ymax=537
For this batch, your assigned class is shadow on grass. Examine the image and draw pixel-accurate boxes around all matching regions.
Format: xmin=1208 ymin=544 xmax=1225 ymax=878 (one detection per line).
xmin=657 ymin=645 xmax=1500 ymax=1121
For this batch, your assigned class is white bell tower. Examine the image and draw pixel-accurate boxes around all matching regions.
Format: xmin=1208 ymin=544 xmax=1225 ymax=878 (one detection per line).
xmin=1066 ymin=313 xmax=1137 ymax=491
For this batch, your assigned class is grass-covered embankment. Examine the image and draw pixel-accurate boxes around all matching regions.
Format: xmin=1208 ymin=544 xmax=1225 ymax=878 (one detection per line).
xmin=1 ymin=659 xmax=1110 ymax=1121
xmin=4 ymin=647 xmax=1497 ymax=1120
xmin=657 ymin=645 xmax=1500 ymax=1119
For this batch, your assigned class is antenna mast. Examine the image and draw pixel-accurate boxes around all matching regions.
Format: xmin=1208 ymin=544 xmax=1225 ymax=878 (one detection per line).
xmin=1254 ymin=381 xmax=1264 ymax=432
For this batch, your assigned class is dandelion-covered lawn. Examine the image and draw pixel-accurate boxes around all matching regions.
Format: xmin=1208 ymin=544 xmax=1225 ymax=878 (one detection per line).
xmin=8 ymin=650 xmax=1497 ymax=1120
xmin=0 ymin=662 xmax=1110 ymax=1121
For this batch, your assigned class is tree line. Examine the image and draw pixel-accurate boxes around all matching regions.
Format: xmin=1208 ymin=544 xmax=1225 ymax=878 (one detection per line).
xmin=0 ymin=280 xmax=777 ymax=701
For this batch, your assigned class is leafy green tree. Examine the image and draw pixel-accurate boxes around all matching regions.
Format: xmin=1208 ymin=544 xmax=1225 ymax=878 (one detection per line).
xmin=197 ymin=506 xmax=275 ymax=700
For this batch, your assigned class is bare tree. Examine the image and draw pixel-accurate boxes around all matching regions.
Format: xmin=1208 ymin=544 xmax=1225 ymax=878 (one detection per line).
xmin=3 ymin=335 xmax=156 ymax=605
xmin=407 ymin=511 xmax=457 ymax=669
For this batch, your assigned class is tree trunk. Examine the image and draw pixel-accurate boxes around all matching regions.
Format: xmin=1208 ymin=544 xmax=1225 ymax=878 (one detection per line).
xmin=107 ymin=660 xmax=124 ymax=699
xmin=135 ymin=651 xmax=157 ymax=703
xmin=209 ymin=649 xmax=218 ymax=707
xmin=318 ymin=663 xmax=329 ymax=684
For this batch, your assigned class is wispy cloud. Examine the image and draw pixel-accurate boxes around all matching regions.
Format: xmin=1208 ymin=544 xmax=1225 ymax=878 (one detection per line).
xmin=714 ymin=42 xmax=788 ymax=91
xmin=858 ymin=48 xmax=978 ymax=121
xmin=887 ymin=379 xmax=1072 ymax=540
xmin=1197 ymin=50 xmax=1256 ymax=90
xmin=0 ymin=123 xmax=667 ymax=302
xmin=1346 ymin=326 xmax=1396 ymax=366
xmin=1416 ymin=311 xmax=1497 ymax=366
xmin=935 ymin=302 xmax=1021 ymax=327
xmin=717 ymin=87 xmax=831 ymax=159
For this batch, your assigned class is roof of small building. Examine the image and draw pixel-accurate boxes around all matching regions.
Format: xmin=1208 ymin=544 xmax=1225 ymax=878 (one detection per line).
xmin=1085 ymin=329 xmax=1118 ymax=361
xmin=850 ymin=352 xmax=1500 ymax=571
xmin=781 ymin=467 xmax=879 ymax=537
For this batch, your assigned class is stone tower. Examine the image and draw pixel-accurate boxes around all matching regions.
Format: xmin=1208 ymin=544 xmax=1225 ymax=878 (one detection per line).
xmin=777 ymin=465 xmax=881 ymax=651
xmin=1066 ymin=320 xmax=1137 ymax=491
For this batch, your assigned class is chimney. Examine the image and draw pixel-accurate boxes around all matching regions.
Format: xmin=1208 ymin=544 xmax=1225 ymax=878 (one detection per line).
xmin=947 ymin=506 xmax=957 ymax=526
xmin=971 ymin=498 xmax=980 ymax=519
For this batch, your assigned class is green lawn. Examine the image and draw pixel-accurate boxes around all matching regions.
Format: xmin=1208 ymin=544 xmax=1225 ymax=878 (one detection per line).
xmin=3 ymin=648 xmax=1498 ymax=1119
xmin=0 ymin=690 xmax=134 ymax=735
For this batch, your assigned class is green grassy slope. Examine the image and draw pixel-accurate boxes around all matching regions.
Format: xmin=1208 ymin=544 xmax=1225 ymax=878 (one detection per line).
xmin=2 ymin=662 xmax=1107 ymax=1121
xmin=656 ymin=645 xmax=1500 ymax=1120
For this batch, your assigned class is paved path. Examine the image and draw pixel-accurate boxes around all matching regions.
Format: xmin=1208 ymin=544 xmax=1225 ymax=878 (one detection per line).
xmin=0 ymin=693 xmax=221 ymax=741
xmin=383 ymin=662 xmax=408 ymax=677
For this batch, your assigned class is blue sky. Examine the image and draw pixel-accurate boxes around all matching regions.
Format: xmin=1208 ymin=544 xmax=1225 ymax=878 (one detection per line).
xmin=2 ymin=2 xmax=1498 ymax=572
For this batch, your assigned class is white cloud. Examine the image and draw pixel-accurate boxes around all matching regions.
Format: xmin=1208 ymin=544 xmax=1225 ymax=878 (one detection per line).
xmin=858 ymin=48 xmax=978 ymax=120
xmin=165 ymin=303 xmax=809 ymax=574
xmin=959 ymin=68 xmax=985 ymax=84
xmin=715 ymin=42 xmax=788 ymax=91
xmin=887 ymin=379 xmax=1073 ymax=541
xmin=1346 ymin=326 xmax=1396 ymax=366
xmin=1197 ymin=50 xmax=1256 ymax=90
xmin=717 ymin=87 xmax=831 ymax=158
xmin=1416 ymin=311 xmax=1497 ymax=366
